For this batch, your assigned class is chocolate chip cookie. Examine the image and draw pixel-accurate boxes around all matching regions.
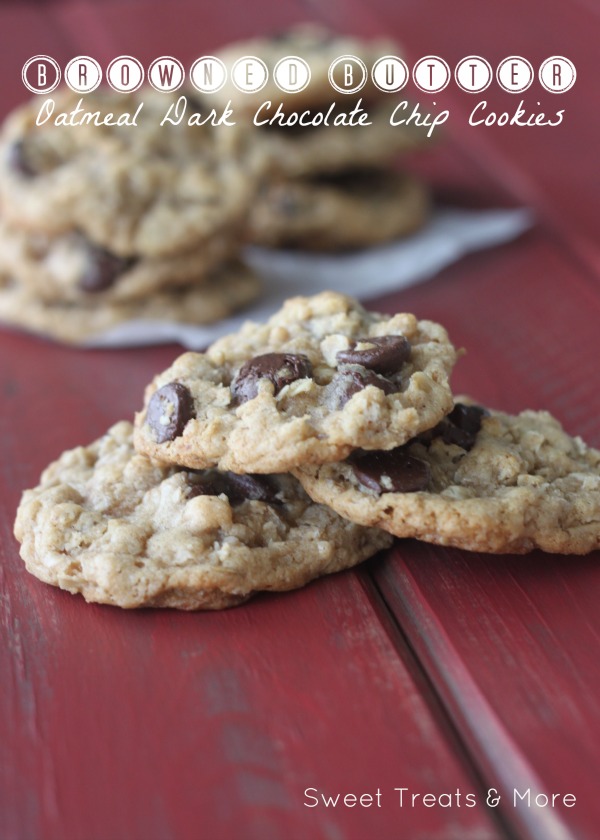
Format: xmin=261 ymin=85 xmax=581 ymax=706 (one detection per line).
xmin=247 ymin=168 xmax=429 ymax=251
xmin=133 ymin=291 xmax=458 ymax=473
xmin=0 ymin=89 xmax=258 ymax=258
xmin=0 ymin=259 xmax=262 ymax=344
xmin=213 ymin=25 xmax=397 ymax=114
xmin=211 ymin=27 xmax=430 ymax=177
xmin=14 ymin=421 xmax=392 ymax=609
xmin=294 ymin=400 xmax=600 ymax=554
xmin=0 ymin=218 xmax=235 ymax=303
xmin=253 ymin=97 xmax=430 ymax=178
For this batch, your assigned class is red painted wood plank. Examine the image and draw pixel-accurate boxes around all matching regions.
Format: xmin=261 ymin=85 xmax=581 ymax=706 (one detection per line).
xmin=373 ymin=545 xmax=600 ymax=840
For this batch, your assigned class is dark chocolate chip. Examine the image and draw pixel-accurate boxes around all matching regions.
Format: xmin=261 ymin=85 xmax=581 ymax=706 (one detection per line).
xmin=440 ymin=404 xmax=488 ymax=450
xmin=221 ymin=473 xmax=279 ymax=505
xmin=8 ymin=140 xmax=37 ymax=178
xmin=351 ymin=448 xmax=431 ymax=494
xmin=79 ymin=239 xmax=136 ymax=293
xmin=326 ymin=365 xmax=397 ymax=410
xmin=186 ymin=472 xmax=225 ymax=499
xmin=419 ymin=403 xmax=488 ymax=451
xmin=448 ymin=403 xmax=488 ymax=435
xmin=231 ymin=353 xmax=312 ymax=404
xmin=187 ymin=470 xmax=278 ymax=506
xmin=336 ymin=336 xmax=411 ymax=375
xmin=147 ymin=382 xmax=194 ymax=443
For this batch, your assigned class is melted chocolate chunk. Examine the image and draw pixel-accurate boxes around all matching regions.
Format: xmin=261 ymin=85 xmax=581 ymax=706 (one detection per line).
xmin=8 ymin=140 xmax=37 ymax=178
xmin=448 ymin=403 xmax=487 ymax=434
xmin=351 ymin=448 xmax=431 ymax=494
xmin=440 ymin=404 xmax=487 ymax=450
xmin=336 ymin=336 xmax=411 ymax=375
xmin=421 ymin=403 xmax=488 ymax=451
xmin=231 ymin=353 xmax=312 ymax=404
xmin=188 ymin=471 xmax=278 ymax=506
xmin=79 ymin=239 xmax=136 ymax=293
xmin=326 ymin=365 xmax=397 ymax=410
xmin=147 ymin=383 xmax=194 ymax=443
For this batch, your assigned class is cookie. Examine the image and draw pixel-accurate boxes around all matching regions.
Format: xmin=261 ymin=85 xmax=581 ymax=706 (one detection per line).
xmin=213 ymin=25 xmax=397 ymax=114
xmin=294 ymin=399 xmax=600 ymax=554
xmin=14 ymin=421 xmax=392 ymax=609
xmin=0 ymin=218 xmax=236 ymax=303
xmin=0 ymin=259 xmax=262 ymax=344
xmin=133 ymin=291 xmax=458 ymax=473
xmin=0 ymin=89 xmax=258 ymax=257
xmin=247 ymin=168 xmax=429 ymax=251
xmin=253 ymin=98 xmax=430 ymax=179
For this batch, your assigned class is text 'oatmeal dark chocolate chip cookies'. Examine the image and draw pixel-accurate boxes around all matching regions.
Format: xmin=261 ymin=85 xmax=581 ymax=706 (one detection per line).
xmin=133 ymin=291 xmax=458 ymax=473
xmin=293 ymin=399 xmax=600 ymax=555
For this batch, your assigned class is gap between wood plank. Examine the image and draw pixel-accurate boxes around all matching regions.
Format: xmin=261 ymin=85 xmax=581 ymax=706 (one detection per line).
xmin=364 ymin=554 xmax=580 ymax=840
xmin=356 ymin=567 xmax=519 ymax=840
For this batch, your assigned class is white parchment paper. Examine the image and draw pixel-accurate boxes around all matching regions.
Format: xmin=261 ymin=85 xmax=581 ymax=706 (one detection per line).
xmin=86 ymin=207 xmax=531 ymax=349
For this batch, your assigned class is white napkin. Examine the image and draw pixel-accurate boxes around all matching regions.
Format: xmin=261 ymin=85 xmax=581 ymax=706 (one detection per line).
xmin=86 ymin=207 xmax=531 ymax=349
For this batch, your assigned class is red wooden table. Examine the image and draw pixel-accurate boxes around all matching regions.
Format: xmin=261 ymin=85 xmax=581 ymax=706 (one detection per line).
xmin=1 ymin=2 xmax=599 ymax=839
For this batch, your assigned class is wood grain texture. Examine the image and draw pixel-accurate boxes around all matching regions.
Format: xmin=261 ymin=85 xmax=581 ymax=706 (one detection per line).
xmin=1 ymin=0 xmax=598 ymax=838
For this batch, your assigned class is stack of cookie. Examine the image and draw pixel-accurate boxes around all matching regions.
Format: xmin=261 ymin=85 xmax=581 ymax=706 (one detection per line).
xmin=15 ymin=292 xmax=600 ymax=611
xmin=213 ymin=26 xmax=431 ymax=251
xmin=0 ymin=89 xmax=263 ymax=343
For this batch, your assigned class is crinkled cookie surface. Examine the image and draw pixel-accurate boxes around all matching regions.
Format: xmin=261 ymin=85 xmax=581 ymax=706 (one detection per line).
xmin=0 ymin=259 xmax=261 ymax=344
xmin=134 ymin=291 xmax=458 ymax=473
xmin=295 ymin=400 xmax=600 ymax=554
xmin=14 ymin=422 xmax=392 ymax=609
xmin=0 ymin=89 xmax=257 ymax=257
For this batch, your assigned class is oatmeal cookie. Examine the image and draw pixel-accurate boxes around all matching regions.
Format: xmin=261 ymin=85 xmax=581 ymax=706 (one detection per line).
xmin=294 ymin=399 xmax=600 ymax=554
xmin=0 ymin=218 xmax=235 ymax=302
xmin=212 ymin=25 xmax=397 ymax=113
xmin=134 ymin=291 xmax=457 ymax=473
xmin=14 ymin=422 xmax=392 ymax=609
xmin=247 ymin=168 xmax=429 ymax=251
xmin=0 ymin=259 xmax=262 ymax=344
xmin=0 ymin=89 xmax=258 ymax=257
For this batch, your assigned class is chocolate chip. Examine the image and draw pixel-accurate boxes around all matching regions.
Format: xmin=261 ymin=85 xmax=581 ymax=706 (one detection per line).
xmin=326 ymin=365 xmax=397 ymax=409
xmin=8 ymin=141 xmax=36 ymax=178
xmin=147 ymin=383 xmax=194 ymax=443
xmin=79 ymin=239 xmax=136 ymax=293
xmin=231 ymin=353 xmax=312 ymax=404
xmin=187 ymin=470 xmax=278 ymax=506
xmin=448 ymin=403 xmax=488 ymax=434
xmin=441 ymin=404 xmax=487 ymax=450
xmin=351 ymin=448 xmax=431 ymax=494
xmin=336 ymin=336 xmax=411 ymax=375
xmin=221 ymin=473 xmax=279 ymax=505
xmin=419 ymin=403 xmax=488 ymax=451
xmin=187 ymin=473 xmax=225 ymax=499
